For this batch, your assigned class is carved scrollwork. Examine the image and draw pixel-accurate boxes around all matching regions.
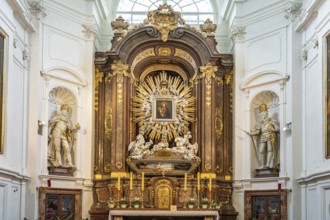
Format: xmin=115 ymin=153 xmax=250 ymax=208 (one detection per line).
xmin=144 ymin=4 xmax=185 ymax=42
xmin=104 ymin=162 xmax=111 ymax=173
xmin=104 ymin=107 xmax=112 ymax=140
xmin=215 ymin=108 xmax=223 ymax=140
xmin=199 ymin=63 xmax=218 ymax=107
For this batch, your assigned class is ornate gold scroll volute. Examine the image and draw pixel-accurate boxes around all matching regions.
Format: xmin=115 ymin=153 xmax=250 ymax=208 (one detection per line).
xmin=145 ymin=4 xmax=185 ymax=42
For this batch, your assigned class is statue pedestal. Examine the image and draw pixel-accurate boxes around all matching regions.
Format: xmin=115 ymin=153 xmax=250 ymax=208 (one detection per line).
xmin=48 ymin=166 xmax=75 ymax=176
xmin=255 ymin=167 xmax=279 ymax=178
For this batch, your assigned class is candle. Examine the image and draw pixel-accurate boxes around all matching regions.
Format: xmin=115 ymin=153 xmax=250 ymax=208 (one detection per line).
xmin=130 ymin=172 xmax=133 ymax=190
xmin=117 ymin=176 xmax=121 ymax=190
xmin=141 ymin=172 xmax=144 ymax=191
xmin=209 ymin=176 xmax=212 ymax=191
xmin=184 ymin=173 xmax=187 ymax=191
xmin=197 ymin=172 xmax=200 ymax=191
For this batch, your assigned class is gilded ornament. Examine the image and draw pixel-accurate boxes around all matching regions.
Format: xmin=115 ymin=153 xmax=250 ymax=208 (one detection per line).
xmin=131 ymin=48 xmax=155 ymax=70
xmin=174 ymin=49 xmax=197 ymax=70
xmin=115 ymin=162 xmax=123 ymax=169
xmin=104 ymin=107 xmax=112 ymax=140
xmin=145 ymin=4 xmax=185 ymax=42
xmin=215 ymin=108 xmax=223 ymax=140
xmin=158 ymin=47 xmax=172 ymax=56
xmin=132 ymin=71 xmax=195 ymax=142
xmin=111 ymin=60 xmax=133 ymax=104
xmin=104 ymin=162 xmax=111 ymax=173
xmin=111 ymin=16 xmax=129 ymax=32
xmin=205 ymin=164 xmax=211 ymax=171
xmin=94 ymin=68 xmax=104 ymax=111
xmin=199 ymin=18 xmax=217 ymax=34
xmin=199 ymin=63 xmax=218 ymax=106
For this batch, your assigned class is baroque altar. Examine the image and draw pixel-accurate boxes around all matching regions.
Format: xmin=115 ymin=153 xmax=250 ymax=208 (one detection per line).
xmin=90 ymin=4 xmax=237 ymax=220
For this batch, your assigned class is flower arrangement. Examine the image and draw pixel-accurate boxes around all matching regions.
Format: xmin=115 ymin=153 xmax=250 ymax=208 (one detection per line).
xmin=108 ymin=198 xmax=116 ymax=208
xmin=119 ymin=198 xmax=129 ymax=208
xmin=186 ymin=198 xmax=196 ymax=208
xmin=131 ymin=197 xmax=142 ymax=208
xmin=212 ymin=201 xmax=223 ymax=209
xmin=200 ymin=198 xmax=209 ymax=208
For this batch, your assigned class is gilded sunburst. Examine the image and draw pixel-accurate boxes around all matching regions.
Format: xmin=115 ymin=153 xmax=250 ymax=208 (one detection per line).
xmin=133 ymin=71 xmax=195 ymax=142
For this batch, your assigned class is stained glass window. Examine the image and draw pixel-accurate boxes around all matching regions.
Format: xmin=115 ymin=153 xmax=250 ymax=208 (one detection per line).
xmin=116 ymin=0 xmax=214 ymax=25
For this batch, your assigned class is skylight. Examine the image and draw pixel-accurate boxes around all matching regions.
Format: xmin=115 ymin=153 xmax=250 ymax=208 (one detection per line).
xmin=116 ymin=0 xmax=214 ymax=25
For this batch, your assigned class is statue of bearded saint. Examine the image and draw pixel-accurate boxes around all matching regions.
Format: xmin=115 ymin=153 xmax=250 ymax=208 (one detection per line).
xmin=48 ymin=104 xmax=80 ymax=167
xmin=246 ymin=104 xmax=280 ymax=169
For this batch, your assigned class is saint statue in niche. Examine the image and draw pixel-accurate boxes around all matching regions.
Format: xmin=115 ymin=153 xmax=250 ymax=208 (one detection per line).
xmin=48 ymin=104 xmax=80 ymax=167
xmin=245 ymin=104 xmax=280 ymax=169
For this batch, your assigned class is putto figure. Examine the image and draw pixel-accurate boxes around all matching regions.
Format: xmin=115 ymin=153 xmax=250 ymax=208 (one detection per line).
xmin=48 ymin=104 xmax=80 ymax=167
xmin=246 ymin=104 xmax=280 ymax=168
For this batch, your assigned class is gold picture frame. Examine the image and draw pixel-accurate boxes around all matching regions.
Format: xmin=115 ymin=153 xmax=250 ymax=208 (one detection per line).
xmin=152 ymin=97 xmax=176 ymax=122
xmin=326 ymin=32 xmax=330 ymax=158
xmin=0 ymin=29 xmax=6 ymax=154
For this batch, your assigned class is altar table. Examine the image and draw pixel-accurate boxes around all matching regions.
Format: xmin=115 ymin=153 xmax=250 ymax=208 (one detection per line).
xmin=109 ymin=210 xmax=219 ymax=220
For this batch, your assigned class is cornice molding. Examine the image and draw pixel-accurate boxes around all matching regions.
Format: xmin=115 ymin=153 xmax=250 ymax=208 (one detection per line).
xmin=9 ymin=0 xmax=39 ymax=32
xmin=0 ymin=167 xmax=31 ymax=182
xmin=297 ymin=169 xmax=330 ymax=185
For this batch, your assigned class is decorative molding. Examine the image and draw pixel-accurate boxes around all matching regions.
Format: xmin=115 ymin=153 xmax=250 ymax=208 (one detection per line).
xmin=230 ymin=25 xmax=246 ymax=43
xmin=29 ymin=0 xmax=47 ymax=20
xmin=94 ymin=68 xmax=104 ymax=111
xmin=284 ymin=1 xmax=302 ymax=21
xmin=111 ymin=60 xmax=132 ymax=104
xmin=199 ymin=18 xmax=217 ymax=35
xmin=240 ymin=72 xmax=290 ymax=91
xmin=22 ymin=49 xmax=31 ymax=61
xmin=199 ymin=63 xmax=218 ymax=107
xmin=104 ymin=107 xmax=112 ymax=139
xmin=144 ymin=4 xmax=185 ymax=42
xmin=82 ymin=24 xmax=97 ymax=39
xmin=41 ymin=67 xmax=88 ymax=87
xmin=251 ymin=91 xmax=280 ymax=111
xmin=215 ymin=108 xmax=223 ymax=140
xmin=301 ymin=49 xmax=308 ymax=61
xmin=49 ymin=87 xmax=77 ymax=106
xmin=0 ymin=167 xmax=31 ymax=182
xmin=312 ymin=39 xmax=318 ymax=49
xmin=111 ymin=16 xmax=129 ymax=32
xmin=297 ymin=170 xmax=330 ymax=184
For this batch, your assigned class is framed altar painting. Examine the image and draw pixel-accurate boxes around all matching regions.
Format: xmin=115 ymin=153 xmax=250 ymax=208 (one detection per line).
xmin=0 ymin=30 xmax=5 ymax=154
xmin=153 ymin=98 xmax=176 ymax=121
xmin=327 ymin=33 xmax=330 ymax=158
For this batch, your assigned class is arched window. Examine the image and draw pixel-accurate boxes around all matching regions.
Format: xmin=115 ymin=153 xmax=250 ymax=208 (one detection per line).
xmin=116 ymin=0 xmax=215 ymax=25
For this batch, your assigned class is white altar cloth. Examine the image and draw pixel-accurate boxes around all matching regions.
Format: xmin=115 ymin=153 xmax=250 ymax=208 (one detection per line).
xmin=109 ymin=210 xmax=219 ymax=220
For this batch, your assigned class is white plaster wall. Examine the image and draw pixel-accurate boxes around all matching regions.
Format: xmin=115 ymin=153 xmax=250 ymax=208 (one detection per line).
xmin=0 ymin=0 xmax=33 ymax=219
xmin=296 ymin=0 xmax=330 ymax=220
xmin=228 ymin=1 xmax=297 ymax=219
xmin=24 ymin=0 xmax=96 ymax=218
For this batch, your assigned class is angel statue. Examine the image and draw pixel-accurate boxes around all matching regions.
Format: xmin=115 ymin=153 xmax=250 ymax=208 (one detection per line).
xmin=48 ymin=104 xmax=80 ymax=167
xmin=172 ymin=131 xmax=198 ymax=160
xmin=245 ymin=104 xmax=280 ymax=169
xmin=128 ymin=133 xmax=153 ymax=159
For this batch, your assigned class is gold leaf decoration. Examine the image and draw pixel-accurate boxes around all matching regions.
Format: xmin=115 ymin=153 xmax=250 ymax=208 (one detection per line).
xmin=132 ymin=71 xmax=195 ymax=142
xmin=145 ymin=4 xmax=185 ymax=42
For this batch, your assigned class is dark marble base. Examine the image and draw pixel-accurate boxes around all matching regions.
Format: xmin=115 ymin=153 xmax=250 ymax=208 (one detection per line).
xmin=255 ymin=167 xmax=279 ymax=178
xmin=48 ymin=166 xmax=75 ymax=176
